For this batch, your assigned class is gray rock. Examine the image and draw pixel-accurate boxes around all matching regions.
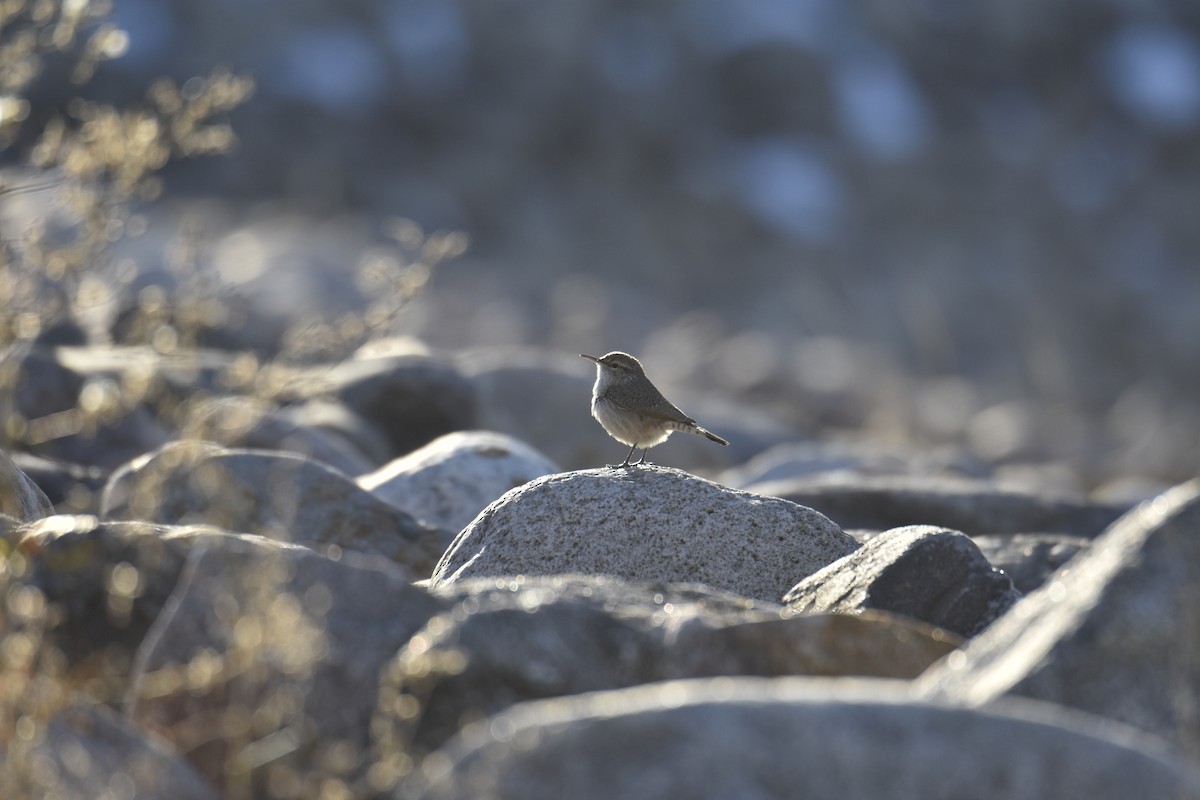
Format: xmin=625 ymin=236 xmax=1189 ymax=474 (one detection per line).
xmin=972 ymin=533 xmax=1090 ymax=593
xmin=4 ymin=699 xmax=220 ymax=800
xmin=915 ymin=480 xmax=1200 ymax=760
xmin=277 ymin=398 xmax=395 ymax=466
xmin=430 ymin=465 xmax=858 ymax=602
xmin=359 ymin=430 xmax=559 ymax=531
xmin=382 ymin=575 xmax=956 ymax=756
xmin=33 ymin=318 xmax=89 ymax=346
xmin=0 ymin=345 xmax=173 ymax=469
xmin=12 ymin=514 xmax=311 ymax=700
xmin=0 ymin=446 xmax=54 ymax=520
xmin=126 ymin=537 xmax=448 ymax=794
xmin=750 ymin=473 xmax=1129 ymax=537
xmin=182 ymin=394 xmax=376 ymax=475
xmin=431 ymin=573 xmax=770 ymax=615
xmin=784 ymin=525 xmax=1020 ymax=637
xmin=288 ymin=355 xmax=477 ymax=459
xmin=101 ymin=441 xmax=452 ymax=574
xmin=44 ymin=401 xmax=173 ymax=471
xmin=407 ymin=677 xmax=1200 ymax=800
xmin=0 ymin=341 xmax=83 ymax=419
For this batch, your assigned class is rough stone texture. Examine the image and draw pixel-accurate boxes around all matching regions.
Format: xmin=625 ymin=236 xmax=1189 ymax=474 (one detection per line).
xmin=3 ymin=700 xmax=220 ymax=800
xmin=10 ymin=451 xmax=108 ymax=514
xmin=101 ymin=441 xmax=452 ymax=574
xmin=915 ymin=480 xmax=1200 ymax=760
xmin=430 ymin=466 xmax=858 ymax=602
xmin=784 ymin=525 xmax=1021 ymax=638
xmin=12 ymin=514 xmax=315 ymax=701
xmin=287 ymin=354 xmax=477 ymax=459
xmin=751 ymin=473 xmax=1129 ymax=537
xmin=126 ymin=537 xmax=448 ymax=795
xmin=0 ymin=446 xmax=54 ymax=520
xmin=408 ymin=678 xmax=1200 ymax=800
xmin=359 ymin=430 xmax=560 ymax=531
xmin=972 ymin=533 xmax=1090 ymax=594
xmin=381 ymin=575 xmax=957 ymax=755
xmin=182 ymin=394 xmax=375 ymax=476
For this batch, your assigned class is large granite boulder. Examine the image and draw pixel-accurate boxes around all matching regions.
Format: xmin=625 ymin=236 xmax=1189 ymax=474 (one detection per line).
xmin=430 ymin=466 xmax=858 ymax=602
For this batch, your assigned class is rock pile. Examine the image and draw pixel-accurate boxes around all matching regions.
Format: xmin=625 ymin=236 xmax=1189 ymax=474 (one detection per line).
xmin=1 ymin=341 xmax=1195 ymax=799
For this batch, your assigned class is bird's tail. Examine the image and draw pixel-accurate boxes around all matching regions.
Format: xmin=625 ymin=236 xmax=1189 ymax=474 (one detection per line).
xmin=695 ymin=426 xmax=729 ymax=446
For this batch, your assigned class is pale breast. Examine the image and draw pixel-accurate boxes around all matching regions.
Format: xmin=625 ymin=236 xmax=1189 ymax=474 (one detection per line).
xmin=592 ymin=396 xmax=673 ymax=447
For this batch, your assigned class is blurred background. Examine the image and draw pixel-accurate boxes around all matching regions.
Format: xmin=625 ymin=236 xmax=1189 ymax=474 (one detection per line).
xmin=4 ymin=0 xmax=1199 ymax=490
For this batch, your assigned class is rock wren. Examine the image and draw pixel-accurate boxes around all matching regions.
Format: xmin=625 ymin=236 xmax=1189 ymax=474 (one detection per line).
xmin=581 ymin=351 xmax=729 ymax=466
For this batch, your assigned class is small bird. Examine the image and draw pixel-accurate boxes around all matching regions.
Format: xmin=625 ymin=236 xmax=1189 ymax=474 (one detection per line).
xmin=581 ymin=351 xmax=728 ymax=467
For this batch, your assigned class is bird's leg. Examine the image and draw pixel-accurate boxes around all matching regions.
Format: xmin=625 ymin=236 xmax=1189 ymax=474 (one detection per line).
xmin=617 ymin=442 xmax=638 ymax=467
xmin=634 ymin=448 xmax=649 ymax=465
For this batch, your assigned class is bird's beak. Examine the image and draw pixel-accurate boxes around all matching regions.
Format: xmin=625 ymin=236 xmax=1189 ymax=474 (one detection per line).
xmin=580 ymin=354 xmax=600 ymax=363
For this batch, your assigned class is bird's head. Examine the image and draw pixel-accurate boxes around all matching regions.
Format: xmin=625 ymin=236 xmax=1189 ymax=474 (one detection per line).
xmin=580 ymin=351 xmax=646 ymax=378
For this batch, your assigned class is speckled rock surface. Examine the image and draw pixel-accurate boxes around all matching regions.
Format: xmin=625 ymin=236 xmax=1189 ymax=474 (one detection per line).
xmin=429 ymin=465 xmax=858 ymax=601
xmin=784 ymin=525 xmax=1020 ymax=637
xmin=101 ymin=441 xmax=452 ymax=574
xmin=408 ymin=677 xmax=1200 ymax=800
xmin=915 ymin=480 xmax=1200 ymax=760
xmin=359 ymin=430 xmax=559 ymax=531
